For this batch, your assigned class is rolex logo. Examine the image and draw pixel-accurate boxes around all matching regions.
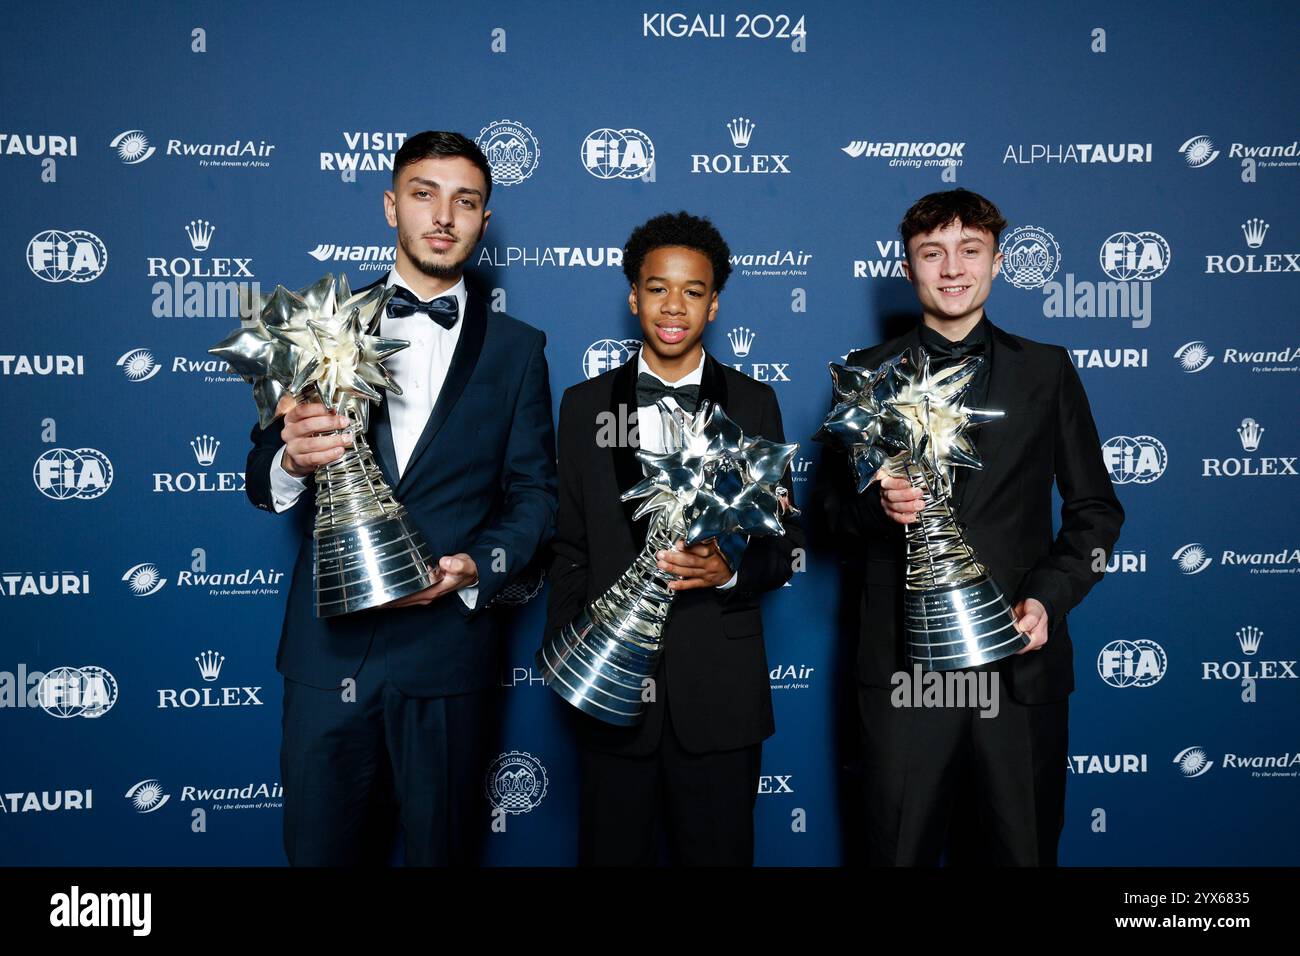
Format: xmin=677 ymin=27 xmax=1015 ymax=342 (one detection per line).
xmin=185 ymin=219 xmax=215 ymax=251
xmin=728 ymin=326 xmax=755 ymax=358
xmin=195 ymin=650 xmax=226 ymax=682
xmin=1240 ymin=218 xmax=1269 ymax=249
xmin=727 ymin=117 xmax=755 ymax=149
xmin=1236 ymin=626 xmax=1263 ymax=656
xmin=190 ymin=434 xmax=220 ymax=466
xmin=1237 ymin=418 xmax=1264 ymax=452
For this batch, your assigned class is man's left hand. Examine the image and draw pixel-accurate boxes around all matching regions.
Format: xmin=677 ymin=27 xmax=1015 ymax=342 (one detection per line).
xmin=658 ymin=539 xmax=732 ymax=591
xmin=1013 ymin=598 xmax=1049 ymax=653
xmin=383 ymin=553 xmax=479 ymax=607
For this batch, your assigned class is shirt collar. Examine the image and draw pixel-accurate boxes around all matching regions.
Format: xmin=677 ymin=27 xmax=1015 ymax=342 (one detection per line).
xmin=918 ymin=314 xmax=990 ymax=351
xmin=636 ymin=348 xmax=706 ymax=389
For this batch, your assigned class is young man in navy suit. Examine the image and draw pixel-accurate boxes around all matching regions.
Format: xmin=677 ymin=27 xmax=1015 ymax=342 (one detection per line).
xmin=545 ymin=212 xmax=803 ymax=865
xmin=245 ymin=131 xmax=557 ymax=866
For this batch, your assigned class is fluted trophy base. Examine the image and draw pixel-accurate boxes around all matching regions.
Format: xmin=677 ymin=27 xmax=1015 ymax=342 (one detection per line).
xmin=314 ymin=511 xmax=436 ymax=618
xmin=536 ymin=609 xmax=658 ymax=727
xmin=904 ymin=574 xmax=1027 ymax=671
xmin=537 ymin=510 xmax=682 ymax=726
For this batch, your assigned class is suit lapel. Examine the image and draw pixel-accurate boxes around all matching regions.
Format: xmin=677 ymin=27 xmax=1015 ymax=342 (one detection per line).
xmin=957 ymin=319 xmax=1021 ymax=509
xmin=610 ymin=358 xmax=647 ymax=543
xmin=354 ymin=271 xmax=399 ymax=487
xmin=394 ymin=288 xmax=487 ymax=495
xmin=367 ymin=391 xmax=400 ymax=489
xmin=896 ymin=326 xmax=922 ymax=363
xmin=697 ymin=351 xmax=729 ymax=416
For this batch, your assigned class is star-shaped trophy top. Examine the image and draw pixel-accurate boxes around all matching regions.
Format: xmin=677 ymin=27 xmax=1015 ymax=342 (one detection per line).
xmin=621 ymin=401 xmax=798 ymax=547
xmin=209 ymin=274 xmax=408 ymax=429
xmin=815 ymin=360 xmax=910 ymax=493
xmin=817 ymin=348 xmax=1002 ymax=498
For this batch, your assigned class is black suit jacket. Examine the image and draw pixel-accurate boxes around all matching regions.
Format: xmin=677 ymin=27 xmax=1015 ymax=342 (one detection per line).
xmin=545 ymin=353 xmax=805 ymax=755
xmin=245 ymin=276 xmax=557 ymax=698
xmin=817 ymin=320 xmax=1123 ymax=705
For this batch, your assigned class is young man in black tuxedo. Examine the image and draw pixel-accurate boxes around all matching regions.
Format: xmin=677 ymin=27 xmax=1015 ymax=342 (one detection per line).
xmin=244 ymin=131 xmax=557 ymax=865
xmin=818 ymin=189 xmax=1123 ymax=865
xmin=545 ymin=211 xmax=804 ymax=866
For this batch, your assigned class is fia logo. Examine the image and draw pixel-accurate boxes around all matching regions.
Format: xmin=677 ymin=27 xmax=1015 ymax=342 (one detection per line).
xmin=1099 ymin=231 xmax=1170 ymax=281
xmin=1101 ymin=435 xmax=1167 ymax=484
xmin=1097 ymin=639 xmax=1167 ymax=688
xmin=581 ymin=128 xmax=655 ymax=180
xmin=37 ymin=666 xmax=118 ymax=718
xmin=33 ymin=447 xmax=113 ymax=500
xmin=27 ymin=229 xmax=107 ymax=282
xmin=583 ymin=338 xmax=641 ymax=379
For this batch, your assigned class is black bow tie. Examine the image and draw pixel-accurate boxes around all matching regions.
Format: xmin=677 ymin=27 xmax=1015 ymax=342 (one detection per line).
xmin=386 ymin=286 xmax=459 ymax=329
xmin=922 ymin=332 xmax=986 ymax=364
xmin=636 ymin=373 xmax=700 ymax=414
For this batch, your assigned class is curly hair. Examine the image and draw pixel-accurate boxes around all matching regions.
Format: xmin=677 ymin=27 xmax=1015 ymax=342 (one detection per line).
xmin=622 ymin=211 xmax=732 ymax=293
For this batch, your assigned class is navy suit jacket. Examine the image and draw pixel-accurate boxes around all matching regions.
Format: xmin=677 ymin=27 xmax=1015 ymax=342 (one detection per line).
xmin=245 ymin=276 xmax=557 ymax=698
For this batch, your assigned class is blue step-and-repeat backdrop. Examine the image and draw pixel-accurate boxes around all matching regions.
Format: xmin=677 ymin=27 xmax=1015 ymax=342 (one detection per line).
xmin=2 ymin=0 xmax=1297 ymax=865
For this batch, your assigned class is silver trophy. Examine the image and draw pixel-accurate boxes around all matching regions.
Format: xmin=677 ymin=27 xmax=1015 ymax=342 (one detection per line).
xmin=211 ymin=274 xmax=436 ymax=617
xmin=817 ymin=349 xmax=1027 ymax=670
xmin=537 ymin=401 xmax=797 ymax=726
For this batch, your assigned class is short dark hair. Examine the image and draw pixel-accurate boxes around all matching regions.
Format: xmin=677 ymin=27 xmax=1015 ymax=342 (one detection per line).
xmin=899 ymin=188 xmax=1007 ymax=258
xmin=622 ymin=211 xmax=733 ymax=292
xmin=392 ymin=130 xmax=493 ymax=206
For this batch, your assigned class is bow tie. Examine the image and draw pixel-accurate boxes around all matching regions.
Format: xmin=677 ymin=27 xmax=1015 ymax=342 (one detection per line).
xmin=636 ymin=373 xmax=700 ymax=414
xmin=922 ymin=334 xmax=986 ymax=364
xmin=386 ymin=286 xmax=459 ymax=329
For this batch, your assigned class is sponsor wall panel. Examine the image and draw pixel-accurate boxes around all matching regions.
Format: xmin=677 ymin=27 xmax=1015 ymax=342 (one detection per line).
xmin=2 ymin=0 xmax=1297 ymax=865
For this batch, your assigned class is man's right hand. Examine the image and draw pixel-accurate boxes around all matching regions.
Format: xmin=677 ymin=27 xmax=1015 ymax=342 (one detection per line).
xmin=278 ymin=396 xmax=353 ymax=478
xmin=875 ymin=469 xmax=925 ymax=525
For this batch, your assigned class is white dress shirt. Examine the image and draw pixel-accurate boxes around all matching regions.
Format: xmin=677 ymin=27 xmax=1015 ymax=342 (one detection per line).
xmin=635 ymin=350 xmax=738 ymax=589
xmin=270 ymin=268 xmax=479 ymax=607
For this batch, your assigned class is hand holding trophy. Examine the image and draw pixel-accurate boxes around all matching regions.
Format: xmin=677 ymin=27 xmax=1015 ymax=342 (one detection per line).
xmin=537 ymin=401 xmax=797 ymax=725
xmin=211 ymin=274 xmax=436 ymax=617
xmin=816 ymin=349 xmax=1028 ymax=669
